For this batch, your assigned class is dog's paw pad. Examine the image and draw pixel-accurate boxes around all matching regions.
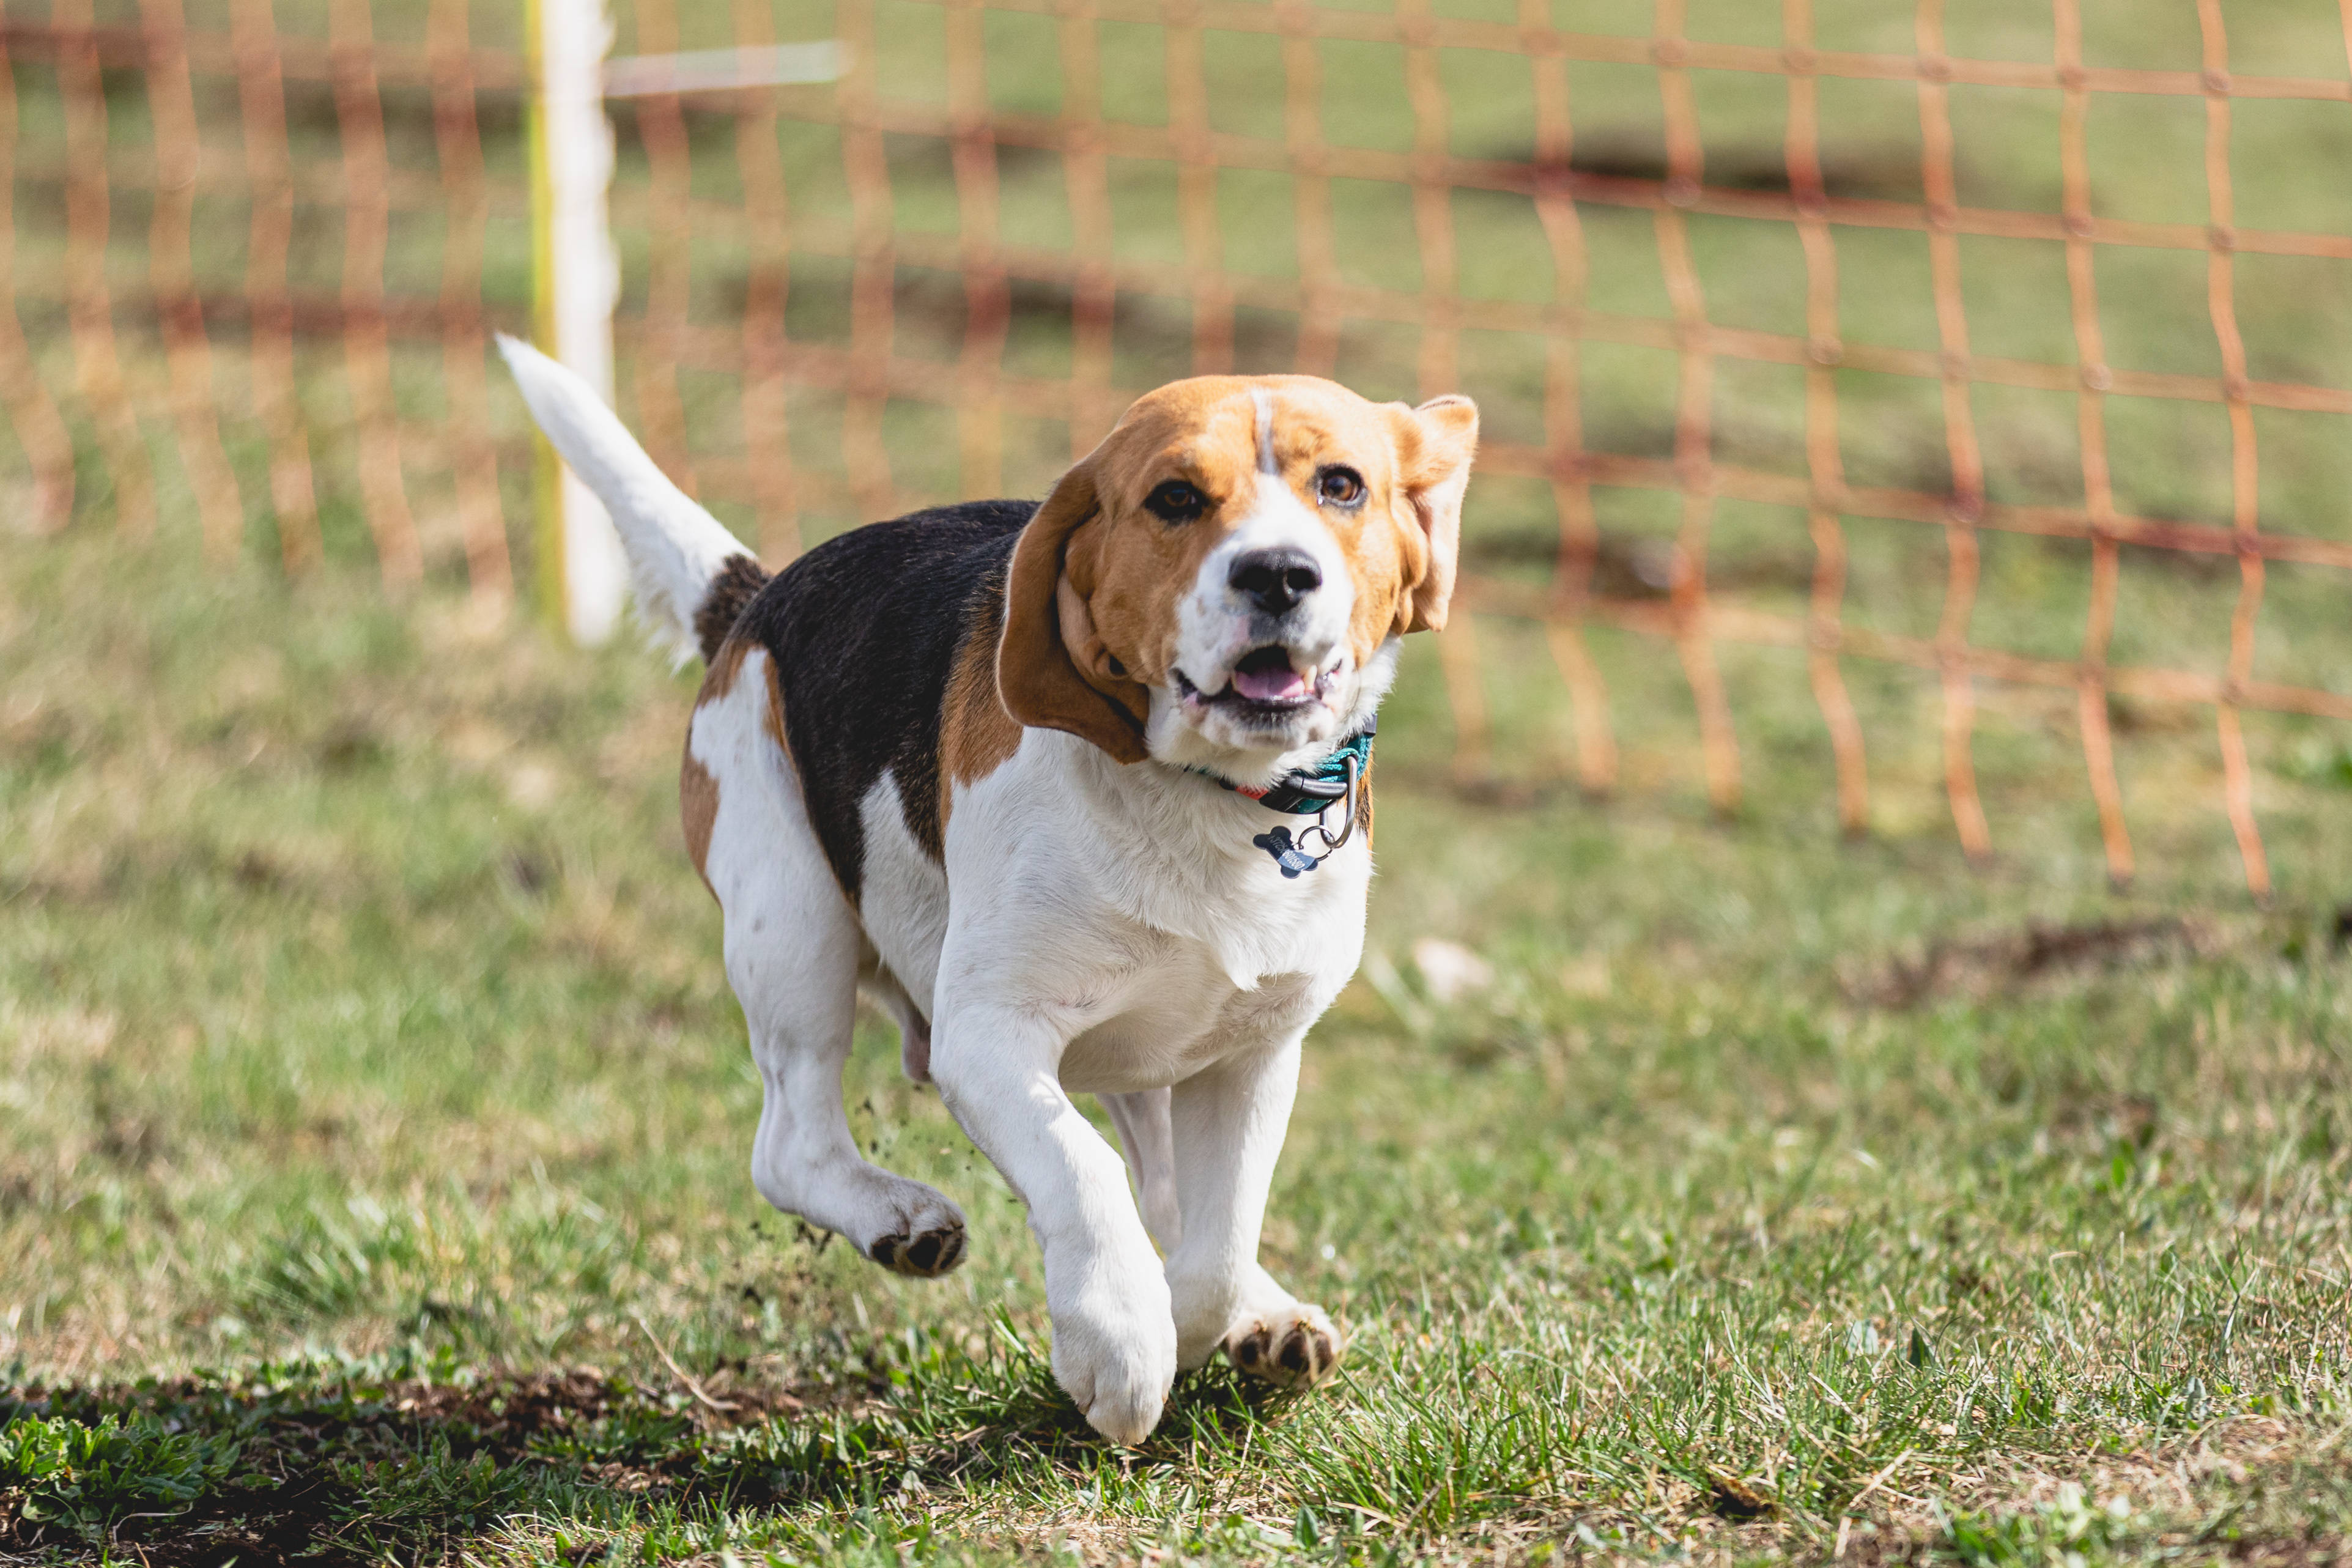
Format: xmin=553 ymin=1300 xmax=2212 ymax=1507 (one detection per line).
xmin=868 ymin=1222 xmax=967 ymax=1278
xmin=1224 ymin=1309 xmax=1342 ymax=1388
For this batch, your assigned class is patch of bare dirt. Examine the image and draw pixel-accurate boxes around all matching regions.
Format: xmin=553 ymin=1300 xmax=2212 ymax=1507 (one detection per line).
xmin=1846 ymin=916 xmax=2212 ymax=1009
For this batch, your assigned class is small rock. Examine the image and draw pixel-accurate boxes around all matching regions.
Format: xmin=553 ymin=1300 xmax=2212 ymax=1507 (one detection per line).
xmin=1411 ymin=937 xmax=1494 ymax=1002
xmin=506 ymin=760 xmax=560 ymax=810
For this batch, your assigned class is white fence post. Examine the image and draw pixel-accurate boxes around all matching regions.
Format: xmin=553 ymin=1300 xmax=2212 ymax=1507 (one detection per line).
xmin=527 ymin=0 xmax=625 ymax=645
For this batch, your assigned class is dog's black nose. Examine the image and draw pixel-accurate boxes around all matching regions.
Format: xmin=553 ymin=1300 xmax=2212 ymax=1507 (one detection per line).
xmin=1229 ymin=549 xmax=1322 ymax=615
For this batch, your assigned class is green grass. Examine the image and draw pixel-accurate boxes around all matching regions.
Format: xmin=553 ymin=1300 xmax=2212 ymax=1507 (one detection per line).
xmin=6 ymin=501 xmax=2352 ymax=1563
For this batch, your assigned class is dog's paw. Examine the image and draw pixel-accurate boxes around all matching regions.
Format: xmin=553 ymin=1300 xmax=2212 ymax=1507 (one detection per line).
xmin=867 ymin=1218 xmax=967 ymax=1278
xmin=1059 ymin=1339 xmax=1172 ymax=1447
xmin=1048 ymin=1256 xmax=1177 ymax=1445
xmin=1224 ymin=1302 xmax=1342 ymax=1388
xmin=852 ymin=1180 xmax=969 ymax=1278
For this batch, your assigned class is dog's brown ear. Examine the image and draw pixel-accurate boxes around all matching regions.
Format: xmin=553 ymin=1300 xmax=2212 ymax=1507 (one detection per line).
xmin=1393 ymin=394 xmax=1480 ymax=635
xmin=997 ymin=460 xmax=1153 ymax=763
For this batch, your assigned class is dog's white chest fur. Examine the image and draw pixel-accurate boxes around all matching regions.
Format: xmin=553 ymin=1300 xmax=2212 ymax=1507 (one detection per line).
xmin=859 ymin=728 xmax=1368 ymax=1096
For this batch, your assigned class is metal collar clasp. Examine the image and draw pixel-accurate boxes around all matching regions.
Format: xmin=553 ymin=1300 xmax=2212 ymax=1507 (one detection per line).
xmin=1250 ymin=752 xmax=1362 ymax=878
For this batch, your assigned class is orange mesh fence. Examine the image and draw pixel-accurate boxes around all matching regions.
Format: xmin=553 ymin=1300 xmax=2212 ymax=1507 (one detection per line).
xmin=4 ymin=0 xmax=2350 ymax=895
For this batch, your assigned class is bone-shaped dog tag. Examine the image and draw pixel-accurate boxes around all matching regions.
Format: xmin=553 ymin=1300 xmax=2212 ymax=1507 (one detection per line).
xmin=1252 ymin=826 xmax=1319 ymax=878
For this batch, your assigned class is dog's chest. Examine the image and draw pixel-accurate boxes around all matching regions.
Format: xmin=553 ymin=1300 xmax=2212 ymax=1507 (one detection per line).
xmin=1037 ymin=810 xmax=1367 ymax=1093
xmin=932 ymin=734 xmax=1371 ymax=1090
xmin=1056 ymin=947 xmax=1326 ymax=1093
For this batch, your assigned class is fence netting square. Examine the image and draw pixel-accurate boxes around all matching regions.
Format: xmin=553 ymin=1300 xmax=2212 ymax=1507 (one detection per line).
xmin=4 ymin=0 xmax=2349 ymax=896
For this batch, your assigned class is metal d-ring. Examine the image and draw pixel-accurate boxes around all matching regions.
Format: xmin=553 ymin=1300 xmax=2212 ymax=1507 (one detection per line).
xmin=1294 ymin=752 xmax=1361 ymax=864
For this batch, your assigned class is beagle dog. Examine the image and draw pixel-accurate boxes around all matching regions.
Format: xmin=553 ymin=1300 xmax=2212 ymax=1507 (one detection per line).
xmin=500 ymin=338 xmax=1477 ymax=1444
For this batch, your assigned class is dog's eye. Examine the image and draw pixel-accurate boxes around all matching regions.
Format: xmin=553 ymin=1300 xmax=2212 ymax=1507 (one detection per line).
xmin=1145 ymin=480 xmax=1207 ymax=523
xmin=1316 ymin=467 xmax=1366 ymax=508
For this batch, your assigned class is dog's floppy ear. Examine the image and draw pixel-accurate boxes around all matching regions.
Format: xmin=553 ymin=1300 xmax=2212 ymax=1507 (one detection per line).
xmin=997 ymin=459 xmax=1153 ymax=763
xmin=1393 ymin=394 xmax=1480 ymax=635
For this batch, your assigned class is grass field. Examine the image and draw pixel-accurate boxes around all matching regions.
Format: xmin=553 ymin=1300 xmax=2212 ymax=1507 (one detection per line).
xmin=6 ymin=507 xmax=2352 ymax=1565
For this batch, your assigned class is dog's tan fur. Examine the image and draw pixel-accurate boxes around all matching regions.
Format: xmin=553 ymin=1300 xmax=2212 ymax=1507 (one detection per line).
xmin=997 ymin=376 xmax=1476 ymax=764
xmin=939 ymin=597 xmax=1024 ymax=832
xmin=680 ymin=751 xmax=720 ymax=889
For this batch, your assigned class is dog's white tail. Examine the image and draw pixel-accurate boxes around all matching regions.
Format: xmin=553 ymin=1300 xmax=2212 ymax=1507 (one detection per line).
xmin=497 ymin=334 xmax=765 ymax=662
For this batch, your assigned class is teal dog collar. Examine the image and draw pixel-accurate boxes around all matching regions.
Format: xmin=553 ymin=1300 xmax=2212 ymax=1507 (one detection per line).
xmin=1193 ymin=721 xmax=1375 ymax=878
xmin=1198 ymin=720 xmax=1375 ymax=816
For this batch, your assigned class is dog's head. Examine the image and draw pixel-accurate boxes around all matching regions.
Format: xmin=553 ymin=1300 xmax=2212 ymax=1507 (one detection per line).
xmin=997 ymin=376 xmax=1477 ymax=783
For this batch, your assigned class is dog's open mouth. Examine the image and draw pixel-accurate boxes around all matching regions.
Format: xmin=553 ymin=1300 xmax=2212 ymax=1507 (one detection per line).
xmin=1177 ymin=646 xmax=1336 ymax=719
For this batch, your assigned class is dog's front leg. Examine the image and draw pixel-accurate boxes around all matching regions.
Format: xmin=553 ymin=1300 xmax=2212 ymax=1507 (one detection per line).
xmin=1164 ymin=1030 xmax=1343 ymax=1385
xmin=930 ymin=1001 xmax=1176 ymax=1446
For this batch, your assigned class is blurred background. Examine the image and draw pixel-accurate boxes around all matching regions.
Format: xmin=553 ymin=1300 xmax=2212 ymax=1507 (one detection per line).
xmin=4 ymin=0 xmax=2349 ymax=882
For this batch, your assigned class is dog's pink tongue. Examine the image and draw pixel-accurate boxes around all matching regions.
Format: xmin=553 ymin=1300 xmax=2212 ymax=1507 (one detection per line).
xmin=1230 ymin=659 xmax=1310 ymax=703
